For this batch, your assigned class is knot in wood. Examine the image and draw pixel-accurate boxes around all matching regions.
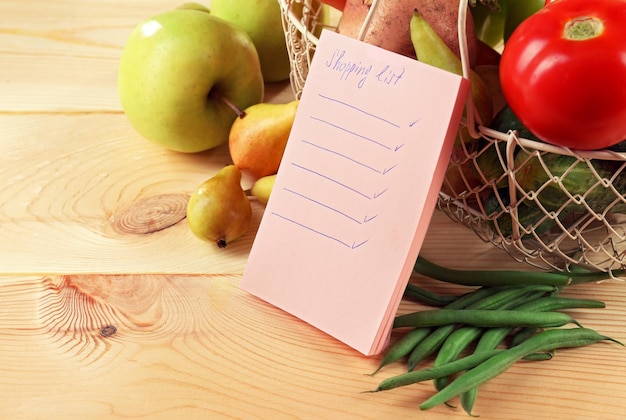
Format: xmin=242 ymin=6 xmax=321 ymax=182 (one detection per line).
xmin=100 ymin=325 xmax=117 ymax=337
xmin=112 ymin=194 xmax=189 ymax=234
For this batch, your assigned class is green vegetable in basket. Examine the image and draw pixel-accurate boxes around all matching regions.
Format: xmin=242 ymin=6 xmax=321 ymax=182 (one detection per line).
xmin=503 ymin=0 xmax=545 ymax=42
xmin=514 ymin=150 xmax=626 ymax=214
xmin=607 ymin=140 xmax=626 ymax=153
xmin=470 ymin=0 xmax=508 ymax=48
xmin=441 ymin=142 xmax=483 ymax=198
xmin=471 ymin=106 xmax=538 ymax=192
xmin=484 ymin=187 xmax=562 ymax=238
xmin=473 ymin=139 xmax=508 ymax=188
xmin=470 ymin=0 xmax=545 ymax=47
xmin=490 ymin=105 xmax=541 ymax=142
xmin=410 ymin=8 xmax=493 ymax=131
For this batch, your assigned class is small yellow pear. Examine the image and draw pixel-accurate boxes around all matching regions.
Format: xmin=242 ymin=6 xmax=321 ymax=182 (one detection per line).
xmin=229 ymin=100 xmax=298 ymax=179
xmin=250 ymin=174 xmax=277 ymax=204
xmin=186 ymin=165 xmax=252 ymax=248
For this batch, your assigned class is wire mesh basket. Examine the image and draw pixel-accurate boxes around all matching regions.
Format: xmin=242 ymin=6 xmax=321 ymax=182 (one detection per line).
xmin=278 ymin=0 xmax=626 ymax=272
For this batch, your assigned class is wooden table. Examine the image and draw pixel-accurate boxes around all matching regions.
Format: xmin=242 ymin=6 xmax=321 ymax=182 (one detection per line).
xmin=1 ymin=1 xmax=625 ymax=418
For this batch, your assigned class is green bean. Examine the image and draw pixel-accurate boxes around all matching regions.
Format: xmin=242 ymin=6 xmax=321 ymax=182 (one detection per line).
xmin=370 ymin=327 xmax=433 ymax=375
xmin=467 ymin=296 xmax=605 ymax=352
xmin=459 ymin=326 xmax=508 ymax=415
xmin=432 ymin=326 xmax=483 ymax=391
xmin=430 ymin=289 xmax=550 ymax=391
xmin=510 ymin=326 xmax=540 ymax=348
xmin=405 ymin=286 xmax=551 ymax=371
xmin=413 ymin=256 xmax=625 ymax=287
xmin=460 ymin=336 xmax=554 ymax=414
xmin=467 ymin=285 xmax=556 ymax=310
xmin=444 ymin=285 xmax=505 ymax=309
xmin=515 ymin=296 xmax=606 ymax=312
xmin=459 ymin=294 xmax=606 ymax=413
xmin=383 ymin=286 xmax=497 ymax=372
xmin=368 ymin=350 xmax=503 ymax=392
xmin=403 ymin=286 xmax=504 ymax=371
xmin=522 ymin=351 xmax=554 ymax=361
xmin=406 ymin=324 xmax=455 ymax=371
xmin=499 ymin=290 xmax=554 ymax=311
xmin=403 ymin=283 xmax=458 ymax=306
xmin=419 ymin=328 xmax=622 ymax=411
xmin=394 ymin=309 xmax=577 ymax=329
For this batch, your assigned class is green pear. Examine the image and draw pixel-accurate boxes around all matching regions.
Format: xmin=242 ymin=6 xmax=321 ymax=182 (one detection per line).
xmin=228 ymin=100 xmax=299 ymax=179
xmin=210 ymin=0 xmax=291 ymax=83
xmin=186 ymin=165 xmax=252 ymax=248
xmin=250 ymin=174 xmax=276 ymax=204
xmin=118 ymin=7 xmax=264 ymax=153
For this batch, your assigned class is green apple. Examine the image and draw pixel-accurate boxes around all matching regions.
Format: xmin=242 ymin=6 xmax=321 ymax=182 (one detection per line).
xmin=118 ymin=7 xmax=264 ymax=153
xmin=176 ymin=2 xmax=210 ymax=12
xmin=210 ymin=0 xmax=291 ymax=83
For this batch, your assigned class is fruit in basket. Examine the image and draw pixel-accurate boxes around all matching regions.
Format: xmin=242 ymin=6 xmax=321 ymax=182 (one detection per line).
xmin=186 ymin=165 xmax=252 ymax=247
xmin=471 ymin=0 xmax=545 ymax=47
xmin=500 ymin=0 xmax=626 ymax=150
xmin=410 ymin=9 xmax=493 ymax=129
xmin=514 ymin=150 xmax=626 ymax=215
xmin=413 ymin=0 xmax=478 ymax=66
xmin=210 ymin=0 xmax=291 ymax=82
xmin=229 ymin=100 xmax=299 ymax=178
xmin=250 ymin=174 xmax=277 ymax=204
xmin=474 ymin=39 xmax=501 ymax=67
xmin=338 ymin=0 xmax=478 ymax=66
xmin=474 ymin=64 xmax=504 ymax=115
xmin=118 ymin=7 xmax=263 ymax=153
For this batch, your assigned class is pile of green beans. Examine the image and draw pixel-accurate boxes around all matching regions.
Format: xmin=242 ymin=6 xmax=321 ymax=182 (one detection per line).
xmin=367 ymin=281 xmax=623 ymax=415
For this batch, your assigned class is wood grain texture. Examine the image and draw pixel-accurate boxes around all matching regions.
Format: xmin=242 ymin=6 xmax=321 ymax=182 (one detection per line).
xmin=1 ymin=274 xmax=625 ymax=419
xmin=1 ymin=0 xmax=625 ymax=419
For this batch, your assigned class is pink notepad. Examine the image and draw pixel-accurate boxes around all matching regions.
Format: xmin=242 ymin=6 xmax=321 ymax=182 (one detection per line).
xmin=241 ymin=30 xmax=470 ymax=355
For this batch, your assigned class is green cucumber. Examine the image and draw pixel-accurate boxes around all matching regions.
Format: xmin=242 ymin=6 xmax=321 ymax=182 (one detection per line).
xmin=484 ymin=187 xmax=560 ymax=238
xmin=490 ymin=105 xmax=541 ymax=142
xmin=514 ymin=151 xmax=626 ymax=214
xmin=474 ymin=139 xmax=508 ymax=189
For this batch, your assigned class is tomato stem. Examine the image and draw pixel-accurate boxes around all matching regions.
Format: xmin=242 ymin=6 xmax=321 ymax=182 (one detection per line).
xmin=564 ymin=17 xmax=604 ymax=41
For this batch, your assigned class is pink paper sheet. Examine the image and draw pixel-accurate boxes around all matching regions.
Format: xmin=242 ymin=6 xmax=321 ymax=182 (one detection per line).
xmin=241 ymin=30 xmax=470 ymax=355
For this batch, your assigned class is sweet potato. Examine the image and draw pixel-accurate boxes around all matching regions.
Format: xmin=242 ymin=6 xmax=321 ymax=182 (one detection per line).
xmin=337 ymin=0 xmax=477 ymax=66
xmin=414 ymin=0 xmax=477 ymax=65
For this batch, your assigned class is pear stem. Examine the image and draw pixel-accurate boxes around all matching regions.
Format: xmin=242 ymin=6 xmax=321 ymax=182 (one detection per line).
xmin=210 ymin=90 xmax=246 ymax=118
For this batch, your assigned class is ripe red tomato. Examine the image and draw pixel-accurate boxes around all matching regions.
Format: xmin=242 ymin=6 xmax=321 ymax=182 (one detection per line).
xmin=500 ymin=0 xmax=626 ymax=150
